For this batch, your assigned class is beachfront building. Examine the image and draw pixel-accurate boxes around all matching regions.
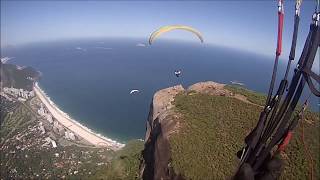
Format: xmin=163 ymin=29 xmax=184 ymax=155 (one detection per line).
xmin=46 ymin=114 xmax=53 ymax=124
xmin=65 ymin=131 xmax=76 ymax=141
xmin=53 ymin=121 xmax=65 ymax=135
xmin=38 ymin=104 xmax=53 ymax=123
xmin=38 ymin=105 xmax=45 ymax=116
xmin=3 ymin=87 xmax=35 ymax=99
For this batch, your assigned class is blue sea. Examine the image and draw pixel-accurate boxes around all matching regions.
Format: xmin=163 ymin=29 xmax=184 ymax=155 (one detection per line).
xmin=2 ymin=38 xmax=319 ymax=142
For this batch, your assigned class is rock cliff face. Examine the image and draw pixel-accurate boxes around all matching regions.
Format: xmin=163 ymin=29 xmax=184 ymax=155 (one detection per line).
xmin=139 ymin=81 xmax=319 ymax=179
xmin=141 ymin=85 xmax=185 ymax=180
xmin=140 ymin=82 xmax=233 ymax=180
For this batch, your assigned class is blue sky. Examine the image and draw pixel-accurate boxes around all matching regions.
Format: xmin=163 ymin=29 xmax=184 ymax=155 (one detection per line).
xmin=1 ymin=0 xmax=318 ymax=58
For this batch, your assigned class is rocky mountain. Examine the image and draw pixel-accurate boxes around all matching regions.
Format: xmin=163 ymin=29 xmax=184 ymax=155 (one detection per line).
xmin=0 ymin=62 xmax=40 ymax=91
xmin=139 ymin=81 xmax=319 ymax=180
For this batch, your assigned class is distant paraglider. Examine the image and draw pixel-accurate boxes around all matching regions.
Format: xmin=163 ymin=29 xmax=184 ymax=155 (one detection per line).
xmin=129 ymin=89 xmax=140 ymax=95
xmin=148 ymin=25 xmax=202 ymax=81
xmin=174 ymin=70 xmax=182 ymax=77
xmin=230 ymin=81 xmax=245 ymax=86
xmin=149 ymin=25 xmax=204 ymax=45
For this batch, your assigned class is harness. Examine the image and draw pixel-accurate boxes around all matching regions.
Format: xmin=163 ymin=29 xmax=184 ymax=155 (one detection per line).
xmin=238 ymin=0 xmax=320 ymax=174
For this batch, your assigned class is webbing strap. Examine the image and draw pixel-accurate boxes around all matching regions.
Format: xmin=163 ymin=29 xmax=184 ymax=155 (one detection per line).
xmin=303 ymin=69 xmax=320 ymax=97
xmin=265 ymin=0 xmax=285 ymax=107
xmin=253 ymin=24 xmax=319 ymax=171
xmin=276 ymin=1 xmax=284 ymax=56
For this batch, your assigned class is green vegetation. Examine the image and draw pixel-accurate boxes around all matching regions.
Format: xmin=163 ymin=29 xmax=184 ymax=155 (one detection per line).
xmin=54 ymin=140 xmax=145 ymax=180
xmin=225 ymin=85 xmax=266 ymax=106
xmin=169 ymin=91 xmax=319 ymax=179
xmin=0 ymin=63 xmax=40 ymax=91
xmin=0 ymin=98 xmax=144 ymax=180
xmin=283 ymin=110 xmax=320 ymax=179
xmin=114 ymin=140 xmax=144 ymax=179
xmin=91 ymin=140 xmax=144 ymax=180
xmin=170 ymin=93 xmax=261 ymax=179
xmin=0 ymin=101 xmax=36 ymax=143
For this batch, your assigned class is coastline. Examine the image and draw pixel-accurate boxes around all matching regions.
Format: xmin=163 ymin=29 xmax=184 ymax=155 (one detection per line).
xmin=34 ymin=82 xmax=125 ymax=150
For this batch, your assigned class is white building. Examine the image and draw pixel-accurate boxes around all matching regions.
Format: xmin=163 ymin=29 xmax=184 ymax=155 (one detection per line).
xmin=69 ymin=132 xmax=76 ymax=140
xmin=18 ymin=97 xmax=26 ymax=102
xmin=51 ymin=140 xmax=57 ymax=148
xmin=39 ymin=122 xmax=46 ymax=134
xmin=46 ymin=114 xmax=53 ymax=123
xmin=3 ymin=87 xmax=34 ymax=99
xmin=38 ymin=106 xmax=45 ymax=116
xmin=45 ymin=137 xmax=57 ymax=148
xmin=65 ymin=131 xmax=76 ymax=141
xmin=29 ymin=91 xmax=35 ymax=97
xmin=53 ymin=121 xmax=64 ymax=134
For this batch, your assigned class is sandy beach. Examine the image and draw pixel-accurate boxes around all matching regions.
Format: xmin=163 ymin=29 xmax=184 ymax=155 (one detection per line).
xmin=34 ymin=83 xmax=125 ymax=150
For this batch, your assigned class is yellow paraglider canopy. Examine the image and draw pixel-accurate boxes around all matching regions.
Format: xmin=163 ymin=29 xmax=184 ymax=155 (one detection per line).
xmin=149 ymin=25 xmax=204 ymax=45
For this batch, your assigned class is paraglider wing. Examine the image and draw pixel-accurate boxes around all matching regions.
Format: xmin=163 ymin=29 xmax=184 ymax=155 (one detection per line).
xmin=130 ymin=89 xmax=139 ymax=94
xmin=149 ymin=25 xmax=204 ymax=45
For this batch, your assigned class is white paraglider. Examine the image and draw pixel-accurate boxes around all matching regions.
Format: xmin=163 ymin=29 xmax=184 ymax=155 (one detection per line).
xmin=130 ymin=89 xmax=140 ymax=94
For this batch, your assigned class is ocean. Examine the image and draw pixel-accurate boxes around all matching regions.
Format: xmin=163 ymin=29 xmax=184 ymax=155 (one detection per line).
xmin=2 ymin=38 xmax=319 ymax=142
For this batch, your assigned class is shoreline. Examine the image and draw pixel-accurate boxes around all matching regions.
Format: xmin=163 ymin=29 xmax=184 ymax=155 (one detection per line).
xmin=34 ymin=82 xmax=125 ymax=150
